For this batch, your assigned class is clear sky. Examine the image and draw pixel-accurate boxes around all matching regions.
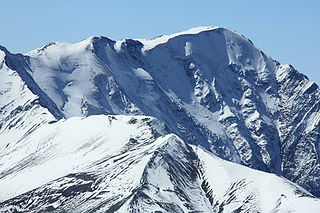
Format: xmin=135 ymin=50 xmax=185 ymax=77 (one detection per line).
xmin=1 ymin=0 xmax=319 ymax=84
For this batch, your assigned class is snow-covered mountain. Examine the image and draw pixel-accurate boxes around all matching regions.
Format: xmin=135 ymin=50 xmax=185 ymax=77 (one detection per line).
xmin=0 ymin=26 xmax=320 ymax=212
xmin=0 ymin=115 xmax=319 ymax=212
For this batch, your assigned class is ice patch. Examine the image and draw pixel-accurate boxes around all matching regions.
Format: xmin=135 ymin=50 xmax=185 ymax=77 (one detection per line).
xmin=133 ymin=68 xmax=153 ymax=80
xmin=185 ymin=41 xmax=193 ymax=56
xmin=189 ymin=63 xmax=196 ymax=69
xmin=305 ymin=111 xmax=320 ymax=133
xmin=114 ymin=40 xmax=125 ymax=53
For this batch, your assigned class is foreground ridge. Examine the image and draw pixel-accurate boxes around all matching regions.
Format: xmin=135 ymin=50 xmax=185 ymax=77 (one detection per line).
xmin=0 ymin=115 xmax=319 ymax=212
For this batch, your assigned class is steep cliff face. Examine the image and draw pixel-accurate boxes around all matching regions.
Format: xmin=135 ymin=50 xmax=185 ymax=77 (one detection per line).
xmin=276 ymin=64 xmax=320 ymax=196
xmin=0 ymin=26 xmax=319 ymax=206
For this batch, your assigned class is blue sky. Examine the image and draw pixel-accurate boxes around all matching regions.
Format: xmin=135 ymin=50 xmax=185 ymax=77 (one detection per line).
xmin=1 ymin=0 xmax=319 ymax=83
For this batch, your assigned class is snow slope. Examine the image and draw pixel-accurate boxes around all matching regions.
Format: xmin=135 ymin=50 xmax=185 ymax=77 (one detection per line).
xmin=0 ymin=115 xmax=319 ymax=212
xmin=0 ymin=115 xmax=167 ymax=202
xmin=0 ymin=46 xmax=57 ymax=152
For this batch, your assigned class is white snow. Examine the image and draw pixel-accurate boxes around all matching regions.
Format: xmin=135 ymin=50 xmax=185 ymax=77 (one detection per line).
xmin=0 ymin=50 xmax=5 ymax=62
xmin=194 ymin=146 xmax=320 ymax=212
xmin=133 ymin=67 xmax=153 ymax=80
xmin=138 ymin=26 xmax=220 ymax=51
xmin=0 ymin=115 xmax=166 ymax=201
xmin=184 ymin=41 xmax=193 ymax=56
xmin=305 ymin=111 xmax=320 ymax=133
xmin=114 ymin=39 xmax=125 ymax=53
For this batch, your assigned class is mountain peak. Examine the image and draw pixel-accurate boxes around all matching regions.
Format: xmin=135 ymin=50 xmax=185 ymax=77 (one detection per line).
xmin=136 ymin=26 xmax=234 ymax=51
xmin=26 ymin=41 xmax=67 ymax=56
xmin=25 ymin=26 xmax=249 ymax=57
xmin=0 ymin=45 xmax=9 ymax=53
xmin=0 ymin=45 xmax=10 ymax=63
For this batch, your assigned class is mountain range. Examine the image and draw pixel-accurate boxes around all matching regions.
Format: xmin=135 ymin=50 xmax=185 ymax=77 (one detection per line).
xmin=0 ymin=26 xmax=319 ymax=212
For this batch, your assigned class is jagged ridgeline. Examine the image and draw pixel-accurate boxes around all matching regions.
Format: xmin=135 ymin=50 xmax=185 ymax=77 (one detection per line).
xmin=0 ymin=27 xmax=320 ymax=212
